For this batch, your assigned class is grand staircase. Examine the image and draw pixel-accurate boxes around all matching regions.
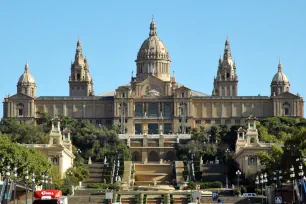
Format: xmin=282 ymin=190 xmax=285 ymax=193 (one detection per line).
xmin=83 ymin=162 xmax=105 ymax=185
xmin=134 ymin=163 xmax=173 ymax=186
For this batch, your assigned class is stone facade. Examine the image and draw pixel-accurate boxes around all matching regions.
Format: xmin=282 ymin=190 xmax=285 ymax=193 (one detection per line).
xmin=2 ymin=19 xmax=304 ymax=136
xmin=234 ymin=116 xmax=283 ymax=178
xmin=24 ymin=117 xmax=75 ymax=177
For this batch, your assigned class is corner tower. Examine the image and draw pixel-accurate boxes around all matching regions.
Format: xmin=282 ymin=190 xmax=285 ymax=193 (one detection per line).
xmin=212 ymin=39 xmax=238 ymax=96
xmin=136 ymin=18 xmax=171 ymax=81
xmin=270 ymin=60 xmax=290 ymax=96
xmin=68 ymin=39 xmax=94 ymax=96
xmin=17 ymin=61 xmax=36 ymax=97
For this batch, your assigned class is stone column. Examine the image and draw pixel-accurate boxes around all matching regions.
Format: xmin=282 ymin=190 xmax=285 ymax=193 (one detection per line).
xmin=59 ymin=155 xmax=65 ymax=178
xmin=139 ymin=193 xmax=144 ymax=204
xmin=166 ymin=194 xmax=171 ymax=204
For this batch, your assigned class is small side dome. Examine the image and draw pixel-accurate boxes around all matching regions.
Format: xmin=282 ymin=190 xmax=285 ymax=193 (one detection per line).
xmin=272 ymin=61 xmax=289 ymax=83
xmin=18 ymin=61 xmax=36 ymax=84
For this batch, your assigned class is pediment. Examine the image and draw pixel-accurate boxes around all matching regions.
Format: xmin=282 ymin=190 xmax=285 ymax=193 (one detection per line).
xmin=139 ymin=76 xmax=166 ymax=97
xmin=8 ymin=93 xmax=34 ymax=100
xmin=275 ymin=91 xmax=300 ymax=99
xmin=176 ymin=85 xmax=191 ymax=92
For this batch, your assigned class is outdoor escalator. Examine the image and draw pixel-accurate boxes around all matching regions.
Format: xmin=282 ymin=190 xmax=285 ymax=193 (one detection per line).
xmin=0 ymin=178 xmax=8 ymax=203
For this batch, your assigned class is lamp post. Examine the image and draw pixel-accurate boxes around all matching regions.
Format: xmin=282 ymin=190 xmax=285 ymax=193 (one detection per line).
xmin=32 ymin=172 xmax=35 ymax=204
xmin=5 ymin=164 xmax=11 ymax=203
xmin=41 ymin=174 xmax=45 ymax=190
xmin=45 ymin=174 xmax=48 ymax=190
xmin=264 ymin=173 xmax=268 ymax=204
xmin=236 ymin=170 xmax=241 ymax=188
xmin=13 ymin=165 xmax=17 ymax=204
xmin=25 ymin=168 xmax=29 ymax=204
xmin=225 ymin=148 xmax=230 ymax=189
xmin=278 ymin=170 xmax=283 ymax=200
xmin=67 ymin=170 xmax=73 ymax=195
xmin=290 ymin=165 xmax=295 ymax=204
xmin=260 ymin=174 xmax=264 ymax=204
xmin=273 ymin=171 xmax=277 ymax=199
xmin=298 ymin=163 xmax=304 ymax=202
xmin=255 ymin=176 xmax=259 ymax=195
xmin=49 ymin=176 xmax=53 ymax=189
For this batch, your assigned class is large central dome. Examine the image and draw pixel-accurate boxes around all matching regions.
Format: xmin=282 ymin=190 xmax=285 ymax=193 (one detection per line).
xmin=136 ymin=18 xmax=171 ymax=81
xmin=137 ymin=19 xmax=170 ymax=61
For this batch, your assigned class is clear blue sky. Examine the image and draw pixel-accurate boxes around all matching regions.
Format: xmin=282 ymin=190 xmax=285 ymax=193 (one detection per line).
xmin=0 ymin=1 xmax=305 ymax=117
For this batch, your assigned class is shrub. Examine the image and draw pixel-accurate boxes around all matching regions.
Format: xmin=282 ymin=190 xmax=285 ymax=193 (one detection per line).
xmin=87 ymin=183 xmax=120 ymax=190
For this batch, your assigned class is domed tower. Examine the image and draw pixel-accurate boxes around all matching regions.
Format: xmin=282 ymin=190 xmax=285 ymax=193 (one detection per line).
xmin=212 ymin=39 xmax=238 ymax=96
xmin=17 ymin=61 xmax=36 ymax=97
xmin=270 ymin=60 xmax=290 ymax=96
xmin=136 ymin=18 xmax=171 ymax=81
xmin=68 ymin=39 xmax=94 ymax=96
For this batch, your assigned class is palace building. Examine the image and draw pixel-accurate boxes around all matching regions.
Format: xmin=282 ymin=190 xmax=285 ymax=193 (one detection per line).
xmin=2 ymin=18 xmax=304 ymax=137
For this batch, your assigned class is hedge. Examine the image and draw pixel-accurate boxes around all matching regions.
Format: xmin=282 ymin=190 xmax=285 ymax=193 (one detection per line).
xmin=187 ymin=181 xmax=222 ymax=189
xmin=87 ymin=183 xmax=120 ymax=190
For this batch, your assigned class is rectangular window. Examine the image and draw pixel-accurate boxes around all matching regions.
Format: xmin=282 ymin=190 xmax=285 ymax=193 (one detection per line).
xmin=148 ymin=123 xmax=159 ymax=134
xmin=164 ymin=123 xmax=172 ymax=134
xmin=148 ymin=103 xmax=158 ymax=117
xmin=106 ymin=120 xmax=112 ymax=125
xmin=215 ymin=120 xmax=221 ymax=125
xmin=195 ymin=120 xmax=201 ymax=124
xmin=235 ymin=119 xmax=241 ymax=124
xmin=163 ymin=103 xmax=172 ymax=117
xmin=205 ymin=120 xmax=211 ymax=124
xmin=225 ymin=119 xmax=231 ymax=125
xmin=135 ymin=124 xmax=142 ymax=134
xmin=96 ymin=119 xmax=102 ymax=125
xmin=135 ymin=103 xmax=143 ymax=117
xmin=248 ymin=156 xmax=257 ymax=165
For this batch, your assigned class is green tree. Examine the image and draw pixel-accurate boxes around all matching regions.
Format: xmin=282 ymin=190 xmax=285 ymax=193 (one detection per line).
xmin=0 ymin=134 xmax=61 ymax=187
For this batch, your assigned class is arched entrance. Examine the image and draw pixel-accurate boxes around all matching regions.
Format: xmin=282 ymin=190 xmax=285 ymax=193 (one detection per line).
xmin=164 ymin=151 xmax=176 ymax=161
xmin=132 ymin=151 xmax=142 ymax=162
xmin=148 ymin=151 xmax=160 ymax=162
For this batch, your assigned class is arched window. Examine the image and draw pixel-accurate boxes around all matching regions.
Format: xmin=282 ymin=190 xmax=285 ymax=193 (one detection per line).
xmin=77 ymin=74 xmax=80 ymax=80
xmin=17 ymin=103 xmax=24 ymax=117
xmin=283 ymin=102 xmax=291 ymax=115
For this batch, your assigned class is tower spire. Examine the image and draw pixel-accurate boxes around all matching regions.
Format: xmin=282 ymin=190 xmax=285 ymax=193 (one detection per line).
xmin=224 ymin=38 xmax=231 ymax=60
xmin=149 ymin=16 xmax=157 ymax=36
xmin=25 ymin=60 xmax=29 ymax=73
xmin=278 ymin=59 xmax=282 ymax=72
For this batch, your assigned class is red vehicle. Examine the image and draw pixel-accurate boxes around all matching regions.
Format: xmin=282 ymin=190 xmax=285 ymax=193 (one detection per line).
xmin=32 ymin=190 xmax=62 ymax=204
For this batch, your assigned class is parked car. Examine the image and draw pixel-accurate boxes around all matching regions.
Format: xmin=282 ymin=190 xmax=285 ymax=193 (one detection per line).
xmin=242 ymin=193 xmax=257 ymax=197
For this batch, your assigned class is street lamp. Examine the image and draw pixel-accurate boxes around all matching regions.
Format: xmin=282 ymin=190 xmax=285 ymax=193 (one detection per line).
xmin=32 ymin=172 xmax=35 ymax=204
xmin=25 ymin=168 xmax=29 ymax=204
xmin=299 ymin=163 xmax=304 ymax=202
xmin=41 ymin=174 xmax=45 ymax=190
xmin=14 ymin=165 xmax=17 ymax=204
xmin=236 ymin=170 xmax=241 ymax=188
xmin=273 ymin=171 xmax=277 ymax=199
xmin=49 ymin=176 xmax=53 ymax=189
xmin=260 ymin=174 xmax=264 ymax=204
xmin=290 ymin=165 xmax=295 ymax=204
xmin=5 ymin=164 xmax=11 ymax=204
xmin=255 ymin=176 xmax=259 ymax=194
xmin=67 ymin=170 xmax=73 ymax=195
xmin=225 ymin=148 xmax=230 ymax=188
xmin=45 ymin=174 xmax=48 ymax=190
xmin=264 ymin=173 xmax=268 ymax=204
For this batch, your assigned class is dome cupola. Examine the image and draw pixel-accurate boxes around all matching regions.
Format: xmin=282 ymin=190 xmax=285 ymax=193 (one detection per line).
xmin=271 ymin=60 xmax=290 ymax=96
xmin=17 ymin=61 xmax=37 ymax=97
xmin=18 ymin=61 xmax=36 ymax=84
xmin=136 ymin=17 xmax=171 ymax=81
